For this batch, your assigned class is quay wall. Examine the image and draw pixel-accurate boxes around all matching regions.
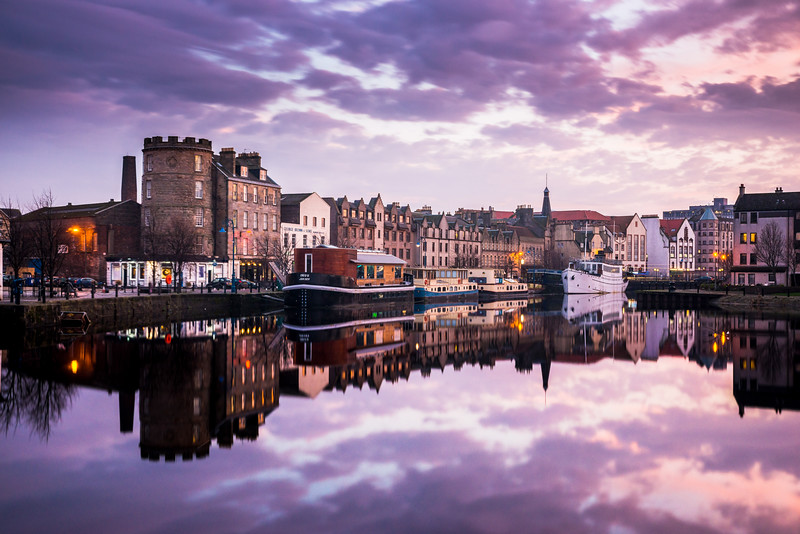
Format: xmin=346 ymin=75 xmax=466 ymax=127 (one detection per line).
xmin=0 ymin=293 xmax=284 ymax=350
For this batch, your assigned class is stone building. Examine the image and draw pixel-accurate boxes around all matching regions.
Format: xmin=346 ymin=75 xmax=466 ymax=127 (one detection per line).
xmin=215 ymin=149 xmax=282 ymax=283
xmin=328 ymin=195 xmax=414 ymax=262
xmin=691 ymin=207 xmax=734 ymax=278
xmin=412 ymin=211 xmax=481 ymax=268
xmin=134 ymin=136 xmax=282 ymax=286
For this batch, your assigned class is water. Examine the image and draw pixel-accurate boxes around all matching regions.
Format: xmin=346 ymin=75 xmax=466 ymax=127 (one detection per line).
xmin=2 ymin=296 xmax=799 ymax=534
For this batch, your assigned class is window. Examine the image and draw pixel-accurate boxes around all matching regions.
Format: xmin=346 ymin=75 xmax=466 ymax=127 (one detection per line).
xmin=750 ymin=232 xmax=757 ymax=244
xmin=253 ymin=214 xmax=258 ymax=230
xmin=146 ymin=180 xmax=152 ymax=199
xmin=260 ymin=169 xmax=267 ymax=181
xmin=313 ymin=217 xmax=317 ymax=227
xmin=322 ymin=218 xmax=326 ymax=227
xmin=750 ymin=253 xmax=757 ymax=265
xmin=291 ymin=234 xmax=296 ymax=248
xmin=146 ymin=155 xmax=153 ymax=172
xmin=750 ymin=212 xmax=758 ymax=223
xmin=376 ymin=266 xmax=384 ymax=278
xmin=272 ymin=192 xmax=277 ymax=205
xmin=194 ymin=154 xmax=202 ymax=172
xmin=740 ymin=233 xmax=747 ymax=244
xmin=284 ymin=233 xmax=288 ymax=248
xmin=144 ymin=208 xmax=151 ymax=226
xmin=305 ymin=253 xmax=312 ymax=272
xmin=303 ymin=215 xmax=308 ymax=225
xmin=367 ymin=265 xmax=375 ymax=278
xmin=263 ymin=213 xmax=268 ymax=230
xmin=254 ymin=188 xmax=258 ymax=203
xmin=243 ymin=187 xmax=248 ymax=202
xmin=233 ymin=210 xmax=238 ymax=227
xmin=195 ymin=208 xmax=204 ymax=227
xmin=740 ymin=253 xmax=747 ymax=265
xmin=272 ymin=214 xmax=277 ymax=231
xmin=303 ymin=235 xmax=307 ymax=247
xmin=243 ymin=212 xmax=248 ymax=229
xmin=240 ymin=166 xmax=248 ymax=178
xmin=232 ymin=184 xmax=238 ymax=201
xmin=195 ymin=181 xmax=203 ymax=199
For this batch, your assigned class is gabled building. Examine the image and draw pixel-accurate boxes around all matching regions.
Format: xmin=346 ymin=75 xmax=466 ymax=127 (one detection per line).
xmin=731 ymin=184 xmax=800 ymax=286
xmin=609 ymin=214 xmax=647 ymax=273
xmin=17 ymin=199 xmax=141 ymax=283
xmin=280 ymin=192 xmax=330 ymax=270
xmin=660 ymin=218 xmax=695 ymax=273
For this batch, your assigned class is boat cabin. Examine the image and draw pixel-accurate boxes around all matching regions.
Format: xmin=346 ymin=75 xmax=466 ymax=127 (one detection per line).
xmin=410 ymin=267 xmax=470 ymax=285
xmin=294 ymin=246 xmax=407 ymax=287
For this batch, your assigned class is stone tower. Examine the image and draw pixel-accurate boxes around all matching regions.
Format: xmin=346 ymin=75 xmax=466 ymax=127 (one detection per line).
xmin=141 ymin=136 xmax=215 ymax=257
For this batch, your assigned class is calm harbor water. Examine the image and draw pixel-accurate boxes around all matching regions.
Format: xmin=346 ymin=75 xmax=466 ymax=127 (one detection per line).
xmin=2 ymin=295 xmax=800 ymax=534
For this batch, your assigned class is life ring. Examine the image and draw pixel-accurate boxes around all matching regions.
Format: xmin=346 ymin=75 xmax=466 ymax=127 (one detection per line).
xmin=424 ymin=280 xmax=429 ymax=285
xmin=458 ymin=279 xmax=461 ymax=284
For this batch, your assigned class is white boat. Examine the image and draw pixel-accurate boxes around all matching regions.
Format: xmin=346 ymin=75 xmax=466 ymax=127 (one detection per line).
xmin=561 ymin=293 xmax=626 ymax=325
xmin=468 ymin=268 xmax=529 ymax=300
xmin=562 ymin=259 xmax=628 ymax=294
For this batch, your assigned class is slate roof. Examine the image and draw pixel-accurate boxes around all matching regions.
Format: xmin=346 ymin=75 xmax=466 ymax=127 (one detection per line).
xmin=734 ymin=192 xmax=800 ymax=212
xmin=609 ymin=215 xmax=634 ymax=233
xmin=280 ymin=193 xmax=314 ymax=206
xmin=18 ymin=200 xmax=134 ymax=221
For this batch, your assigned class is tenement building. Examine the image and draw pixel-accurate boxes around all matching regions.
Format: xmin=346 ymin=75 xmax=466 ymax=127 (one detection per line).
xmin=731 ymin=184 xmax=800 ymax=286
xmin=412 ymin=210 xmax=481 ymax=268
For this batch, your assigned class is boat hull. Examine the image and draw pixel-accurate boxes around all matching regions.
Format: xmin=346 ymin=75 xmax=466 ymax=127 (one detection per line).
xmin=284 ymin=272 xmax=414 ymax=308
xmin=562 ymin=267 xmax=628 ymax=294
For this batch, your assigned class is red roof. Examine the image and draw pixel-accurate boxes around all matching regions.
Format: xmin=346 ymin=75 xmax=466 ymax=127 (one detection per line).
xmin=551 ymin=210 xmax=610 ymax=222
xmin=660 ymin=219 xmax=683 ymax=237
xmin=492 ymin=210 xmax=514 ymax=220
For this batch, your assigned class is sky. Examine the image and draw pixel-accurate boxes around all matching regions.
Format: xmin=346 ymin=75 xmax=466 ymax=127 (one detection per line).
xmin=0 ymin=0 xmax=798 ymax=216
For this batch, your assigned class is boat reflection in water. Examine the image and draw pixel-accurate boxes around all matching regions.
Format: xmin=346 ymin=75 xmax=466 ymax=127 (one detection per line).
xmin=3 ymin=298 xmax=800 ymax=463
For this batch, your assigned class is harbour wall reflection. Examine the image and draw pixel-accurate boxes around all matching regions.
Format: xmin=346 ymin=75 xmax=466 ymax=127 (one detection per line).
xmin=2 ymin=295 xmax=798 ymax=460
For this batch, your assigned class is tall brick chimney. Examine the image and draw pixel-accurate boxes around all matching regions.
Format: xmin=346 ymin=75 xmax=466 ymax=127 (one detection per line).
xmin=219 ymin=147 xmax=236 ymax=175
xmin=121 ymin=155 xmax=137 ymax=202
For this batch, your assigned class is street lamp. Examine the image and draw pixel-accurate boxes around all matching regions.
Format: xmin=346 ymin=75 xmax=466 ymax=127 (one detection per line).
xmin=220 ymin=219 xmax=237 ymax=294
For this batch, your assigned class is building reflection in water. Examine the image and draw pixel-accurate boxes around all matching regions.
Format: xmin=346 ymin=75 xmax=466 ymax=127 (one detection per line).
xmin=3 ymin=297 xmax=800 ymax=458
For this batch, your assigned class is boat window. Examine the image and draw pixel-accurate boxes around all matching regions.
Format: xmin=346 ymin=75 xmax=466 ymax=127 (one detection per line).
xmin=367 ymin=265 xmax=375 ymax=279
xmin=394 ymin=266 xmax=402 ymax=279
xmin=376 ymin=265 xmax=384 ymax=279
xmin=304 ymin=253 xmax=312 ymax=273
xmin=357 ymin=264 xmax=365 ymax=279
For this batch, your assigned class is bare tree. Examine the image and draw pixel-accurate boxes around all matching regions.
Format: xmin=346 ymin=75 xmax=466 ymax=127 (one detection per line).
xmin=142 ymin=208 xmax=163 ymax=285
xmin=27 ymin=190 xmax=67 ymax=302
xmin=0 ymin=367 xmax=76 ymax=441
xmin=1 ymin=198 xmax=29 ymax=281
xmin=162 ymin=214 xmax=197 ymax=292
xmin=785 ymin=233 xmax=798 ymax=287
xmin=753 ymin=221 xmax=784 ymax=283
xmin=256 ymin=235 xmax=294 ymax=284
xmin=337 ymin=222 xmax=357 ymax=249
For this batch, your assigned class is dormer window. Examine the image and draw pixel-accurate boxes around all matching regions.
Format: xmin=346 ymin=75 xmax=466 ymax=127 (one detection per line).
xmin=260 ymin=169 xmax=266 ymax=181
xmin=240 ymin=166 xmax=248 ymax=178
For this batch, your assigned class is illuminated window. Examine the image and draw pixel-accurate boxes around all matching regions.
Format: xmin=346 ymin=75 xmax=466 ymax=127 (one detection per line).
xmin=194 ymin=154 xmax=202 ymax=172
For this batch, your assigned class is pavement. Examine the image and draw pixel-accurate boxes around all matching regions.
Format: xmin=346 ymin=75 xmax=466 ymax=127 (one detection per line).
xmin=0 ymin=285 xmax=266 ymax=304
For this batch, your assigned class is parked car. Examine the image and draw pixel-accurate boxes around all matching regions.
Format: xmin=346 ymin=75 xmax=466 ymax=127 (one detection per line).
xmin=694 ymin=276 xmax=713 ymax=282
xmin=234 ymin=279 xmax=258 ymax=290
xmin=74 ymin=277 xmax=100 ymax=289
xmin=208 ymin=277 xmax=232 ymax=289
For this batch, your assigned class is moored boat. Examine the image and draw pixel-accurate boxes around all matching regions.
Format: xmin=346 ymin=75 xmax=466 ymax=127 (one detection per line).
xmin=468 ymin=268 xmax=529 ymax=300
xmin=562 ymin=258 xmax=628 ymax=294
xmin=410 ymin=267 xmax=478 ymax=301
xmin=283 ymin=246 xmax=414 ymax=308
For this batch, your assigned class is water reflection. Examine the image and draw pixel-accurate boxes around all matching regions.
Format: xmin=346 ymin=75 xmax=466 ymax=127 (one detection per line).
xmin=4 ymin=297 xmax=800 ymax=532
xmin=3 ymin=297 xmax=795 ymax=457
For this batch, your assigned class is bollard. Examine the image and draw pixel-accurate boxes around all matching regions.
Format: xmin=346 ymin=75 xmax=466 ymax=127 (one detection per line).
xmin=115 ymin=285 xmax=119 ymax=298
xmin=91 ymin=283 xmax=96 ymax=299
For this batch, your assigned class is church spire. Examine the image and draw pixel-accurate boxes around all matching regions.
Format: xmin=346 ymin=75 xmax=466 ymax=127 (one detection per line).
xmin=541 ymin=179 xmax=552 ymax=219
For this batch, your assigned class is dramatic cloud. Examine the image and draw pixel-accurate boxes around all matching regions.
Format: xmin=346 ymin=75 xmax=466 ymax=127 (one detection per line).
xmin=0 ymin=0 xmax=799 ymax=213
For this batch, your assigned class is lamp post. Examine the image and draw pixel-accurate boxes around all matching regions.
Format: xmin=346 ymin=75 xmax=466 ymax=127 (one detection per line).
xmin=713 ymin=251 xmax=719 ymax=289
xmin=220 ymin=219 xmax=237 ymax=293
